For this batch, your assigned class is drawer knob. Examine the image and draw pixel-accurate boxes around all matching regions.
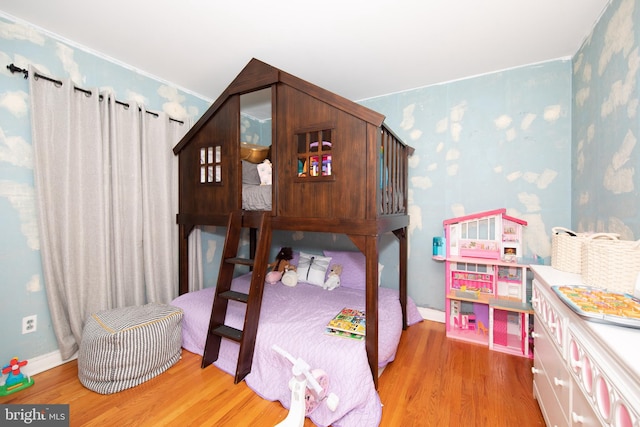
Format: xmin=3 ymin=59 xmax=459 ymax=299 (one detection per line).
xmin=531 ymin=332 xmax=540 ymax=339
xmin=572 ymin=412 xmax=585 ymax=424
xmin=531 ymin=367 xmax=542 ymax=375
xmin=553 ymin=377 xmax=565 ymax=387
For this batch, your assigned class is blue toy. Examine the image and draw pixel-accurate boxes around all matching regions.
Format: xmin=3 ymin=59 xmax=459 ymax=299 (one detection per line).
xmin=0 ymin=357 xmax=35 ymax=396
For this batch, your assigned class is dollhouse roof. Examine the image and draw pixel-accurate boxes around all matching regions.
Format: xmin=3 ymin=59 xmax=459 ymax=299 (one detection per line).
xmin=442 ymin=208 xmax=527 ymax=226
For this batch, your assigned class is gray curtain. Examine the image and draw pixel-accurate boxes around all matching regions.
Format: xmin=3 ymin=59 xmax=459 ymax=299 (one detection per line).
xmin=29 ymin=66 xmax=199 ymax=359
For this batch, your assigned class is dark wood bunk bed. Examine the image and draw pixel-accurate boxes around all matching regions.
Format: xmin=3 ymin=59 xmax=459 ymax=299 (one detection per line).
xmin=173 ymin=58 xmax=413 ymax=388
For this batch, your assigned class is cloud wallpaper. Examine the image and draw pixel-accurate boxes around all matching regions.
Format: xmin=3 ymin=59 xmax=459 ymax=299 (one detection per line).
xmin=572 ymin=0 xmax=640 ymax=238
xmin=1 ymin=0 xmax=639 ymax=367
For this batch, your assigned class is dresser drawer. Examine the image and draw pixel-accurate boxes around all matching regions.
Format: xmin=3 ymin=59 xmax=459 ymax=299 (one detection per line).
xmin=532 ymin=280 xmax=567 ymax=358
xmin=569 ymin=376 xmax=600 ymax=426
xmin=531 ymin=266 xmax=640 ymax=427
xmin=533 ymin=348 xmax=569 ymax=427
xmin=534 ymin=314 xmax=571 ymax=420
xmin=568 ymin=324 xmax=640 ymax=426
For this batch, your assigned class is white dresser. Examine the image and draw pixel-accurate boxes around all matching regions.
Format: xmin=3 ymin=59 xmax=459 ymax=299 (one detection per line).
xmin=530 ymin=265 xmax=640 ymax=427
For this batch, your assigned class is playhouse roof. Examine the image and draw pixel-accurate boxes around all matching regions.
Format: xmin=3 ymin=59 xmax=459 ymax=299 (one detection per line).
xmin=442 ymin=208 xmax=528 ymax=226
xmin=173 ymin=58 xmax=387 ymax=155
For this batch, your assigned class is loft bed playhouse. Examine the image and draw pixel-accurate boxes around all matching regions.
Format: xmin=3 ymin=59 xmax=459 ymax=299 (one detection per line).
xmin=171 ymin=59 xmax=417 ymax=426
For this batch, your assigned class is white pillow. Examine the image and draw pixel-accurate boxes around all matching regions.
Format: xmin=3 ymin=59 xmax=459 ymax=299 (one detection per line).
xmin=323 ymin=250 xmax=367 ymax=290
xmin=296 ymin=252 xmax=332 ymax=287
xmin=257 ymin=159 xmax=272 ymax=185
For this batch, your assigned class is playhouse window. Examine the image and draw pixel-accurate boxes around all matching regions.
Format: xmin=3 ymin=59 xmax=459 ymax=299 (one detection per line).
xmin=199 ymin=146 xmax=222 ymax=184
xmin=296 ymin=128 xmax=333 ymax=179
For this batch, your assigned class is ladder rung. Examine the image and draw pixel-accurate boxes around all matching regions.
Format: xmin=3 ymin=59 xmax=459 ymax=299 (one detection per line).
xmin=219 ymin=290 xmax=249 ymax=303
xmin=201 ymin=210 xmax=271 ymax=382
xmin=225 ymin=257 xmax=254 ymax=266
xmin=211 ymin=324 xmax=242 ymax=342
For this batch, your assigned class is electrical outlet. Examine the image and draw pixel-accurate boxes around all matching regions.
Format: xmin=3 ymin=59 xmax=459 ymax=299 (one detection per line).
xmin=22 ymin=315 xmax=37 ymax=334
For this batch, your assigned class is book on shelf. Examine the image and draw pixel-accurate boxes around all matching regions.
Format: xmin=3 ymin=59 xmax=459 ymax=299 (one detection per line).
xmin=325 ymin=307 xmax=366 ymax=339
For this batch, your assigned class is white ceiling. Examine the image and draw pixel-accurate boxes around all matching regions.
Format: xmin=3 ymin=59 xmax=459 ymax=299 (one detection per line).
xmin=1 ymin=0 xmax=610 ymax=109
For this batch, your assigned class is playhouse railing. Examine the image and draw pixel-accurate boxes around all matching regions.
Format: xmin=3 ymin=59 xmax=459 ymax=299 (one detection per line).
xmin=378 ymin=125 xmax=413 ymax=216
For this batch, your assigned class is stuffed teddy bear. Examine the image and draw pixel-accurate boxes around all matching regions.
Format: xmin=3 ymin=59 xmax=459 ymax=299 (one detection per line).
xmin=323 ymin=264 xmax=342 ymax=290
xmin=265 ymin=247 xmax=295 ymax=285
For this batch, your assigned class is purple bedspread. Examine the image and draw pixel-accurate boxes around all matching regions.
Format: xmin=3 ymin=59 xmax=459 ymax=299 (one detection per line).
xmin=171 ymin=273 xmax=422 ymax=427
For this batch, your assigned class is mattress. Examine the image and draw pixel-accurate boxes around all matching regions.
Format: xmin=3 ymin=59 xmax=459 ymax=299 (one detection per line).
xmin=171 ymin=272 xmax=422 ymax=427
xmin=242 ymin=184 xmax=272 ymax=210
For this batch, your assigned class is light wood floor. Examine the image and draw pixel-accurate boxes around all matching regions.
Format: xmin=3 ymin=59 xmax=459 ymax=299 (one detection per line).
xmin=1 ymin=320 xmax=545 ymax=426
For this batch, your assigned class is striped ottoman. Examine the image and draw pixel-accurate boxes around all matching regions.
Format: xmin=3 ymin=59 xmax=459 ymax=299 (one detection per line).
xmin=78 ymin=303 xmax=183 ymax=394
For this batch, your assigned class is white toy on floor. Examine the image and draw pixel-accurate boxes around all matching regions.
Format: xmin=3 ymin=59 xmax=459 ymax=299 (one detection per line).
xmin=272 ymin=344 xmax=339 ymax=427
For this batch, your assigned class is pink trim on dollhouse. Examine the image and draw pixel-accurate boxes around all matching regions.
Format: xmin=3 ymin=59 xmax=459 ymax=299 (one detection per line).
xmin=460 ymin=248 xmax=500 ymax=259
xmin=442 ymin=208 xmax=528 ymax=226
xmin=503 ymin=214 xmax=527 ymax=226
xmin=459 ymin=239 xmax=500 ymax=259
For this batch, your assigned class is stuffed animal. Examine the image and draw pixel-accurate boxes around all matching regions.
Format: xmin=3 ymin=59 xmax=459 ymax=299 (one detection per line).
xmin=281 ymin=265 xmax=298 ymax=287
xmin=265 ymin=247 xmax=295 ymax=285
xmin=323 ymin=264 xmax=342 ymax=290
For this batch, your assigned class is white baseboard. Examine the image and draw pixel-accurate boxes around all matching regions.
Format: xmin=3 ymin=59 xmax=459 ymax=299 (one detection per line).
xmin=24 ymin=310 xmax=443 ymax=377
xmin=26 ymin=350 xmax=77 ymax=377
xmin=417 ymin=307 xmax=445 ymax=323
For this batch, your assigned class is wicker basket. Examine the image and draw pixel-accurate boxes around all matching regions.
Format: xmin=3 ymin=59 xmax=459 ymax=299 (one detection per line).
xmin=550 ymin=227 xmax=593 ymax=274
xmin=240 ymin=142 xmax=269 ymax=163
xmin=581 ymin=236 xmax=640 ymax=294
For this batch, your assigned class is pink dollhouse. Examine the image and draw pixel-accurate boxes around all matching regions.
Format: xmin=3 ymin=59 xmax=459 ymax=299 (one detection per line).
xmin=444 ymin=208 xmax=526 ymax=262
xmin=441 ymin=209 xmax=533 ymax=358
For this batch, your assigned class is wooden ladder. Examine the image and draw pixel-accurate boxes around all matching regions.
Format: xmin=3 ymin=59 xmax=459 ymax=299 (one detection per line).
xmin=201 ymin=210 xmax=272 ymax=383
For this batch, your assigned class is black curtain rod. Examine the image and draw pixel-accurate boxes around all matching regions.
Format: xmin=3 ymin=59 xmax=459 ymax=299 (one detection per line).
xmin=6 ymin=63 xmax=184 ymax=125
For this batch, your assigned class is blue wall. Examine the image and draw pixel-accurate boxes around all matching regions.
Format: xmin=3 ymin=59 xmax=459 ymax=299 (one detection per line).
xmin=0 ymin=14 xmax=210 ymax=365
xmin=359 ymin=61 xmax=572 ymax=308
xmin=241 ymin=114 xmax=272 ymax=147
xmin=572 ymin=0 xmax=640 ymax=239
